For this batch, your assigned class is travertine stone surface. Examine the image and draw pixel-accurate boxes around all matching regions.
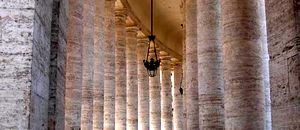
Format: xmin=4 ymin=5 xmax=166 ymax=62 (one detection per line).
xmin=185 ymin=0 xmax=199 ymax=129
xmin=221 ymin=0 xmax=265 ymax=129
xmin=64 ymin=0 xmax=83 ymax=129
xmin=104 ymin=0 xmax=116 ymax=129
xmin=115 ymin=9 xmax=127 ymax=130
xmin=182 ymin=21 xmax=187 ymax=130
xmin=137 ymin=38 xmax=150 ymax=130
xmin=126 ymin=26 xmax=139 ymax=130
xmin=0 ymin=0 xmax=52 ymax=129
xmin=149 ymin=47 xmax=161 ymax=130
xmin=31 ymin=0 xmax=53 ymax=129
xmin=48 ymin=0 xmax=67 ymax=129
xmin=172 ymin=61 xmax=184 ymax=130
xmin=160 ymin=54 xmax=173 ymax=130
xmin=93 ymin=0 xmax=105 ymax=129
xmin=197 ymin=0 xmax=224 ymax=129
xmin=266 ymin=0 xmax=300 ymax=129
xmin=81 ymin=0 xmax=95 ymax=129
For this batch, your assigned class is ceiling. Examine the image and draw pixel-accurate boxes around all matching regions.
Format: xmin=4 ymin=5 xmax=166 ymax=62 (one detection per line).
xmin=123 ymin=0 xmax=184 ymax=57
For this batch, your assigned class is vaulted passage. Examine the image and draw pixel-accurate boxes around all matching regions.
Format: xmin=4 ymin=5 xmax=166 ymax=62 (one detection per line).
xmin=0 ymin=0 xmax=300 ymax=130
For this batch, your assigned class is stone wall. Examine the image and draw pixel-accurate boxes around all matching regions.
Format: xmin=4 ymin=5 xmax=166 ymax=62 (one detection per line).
xmin=266 ymin=0 xmax=300 ymax=129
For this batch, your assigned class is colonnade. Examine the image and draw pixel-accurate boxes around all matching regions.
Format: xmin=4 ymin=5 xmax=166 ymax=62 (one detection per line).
xmin=63 ymin=1 xmax=185 ymax=130
xmin=65 ymin=0 xmax=271 ymax=129
xmin=2 ymin=0 xmax=276 ymax=129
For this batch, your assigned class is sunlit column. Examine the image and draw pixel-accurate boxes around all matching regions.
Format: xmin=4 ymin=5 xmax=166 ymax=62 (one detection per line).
xmin=93 ymin=0 xmax=105 ymax=129
xmin=185 ymin=0 xmax=199 ymax=129
xmin=115 ymin=9 xmax=127 ymax=130
xmin=64 ymin=0 xmax=84 ymax=129
xmin=103 ymin=0 xmax=116 ymax=129
xmin=197 ymin=0 xmax=224 ymax=129
xmin=137 ymin=37 xmax=150 ymax=130
xmin=221 ymin=0 xmax=266 ymax=129
xmin=172 ymin=60 xmax=184 ymax=130
xmin=160 ymin=52 xmax=173 ymax=130
xmin=126 ymin=26 xmax=139 ymax=130
xmin=81 ymin=0 xmax=95 ymax=129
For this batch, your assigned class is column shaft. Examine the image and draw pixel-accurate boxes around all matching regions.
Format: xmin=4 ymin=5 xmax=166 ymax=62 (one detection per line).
xmin=137 ymin=38 xmax=150 ymax=130
xmin=81 ymin=0 xmax=95 ymax=129
xmin=48 ymin=0 xmax=66 ymax=129
xmin=115 ymin=9 xmax=127 ymax=130
xmin=160 ymin=55 xmax=173 ymax=130
xmin=197 ymin=0 xmax=224 ymax=129
xmin=173 ymin=62 xmax=184 ymax=130
xmin=126 ymin=26 xmax=139 ymax=130
xmin=93 ymin=0 xmax=105 ymax=129
xmin=64 ymin=0 xmax=83 ymax=129
xmin=221 ymin=0 xmax=265 ymax=129
xmin=104 ymin=0 xmax=116 ymax=129
xmin=149 ymin=48 xmax=161 ymax=130
xmin=185 ymin=0 xmax=199 ymax=129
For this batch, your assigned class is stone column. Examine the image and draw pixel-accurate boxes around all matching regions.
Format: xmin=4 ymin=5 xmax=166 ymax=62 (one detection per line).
xmin=48 ymin=0 xmax=66 ymax=129
xmin=104 ymin=0 xmax=116 ymax=129
xmin=93 ymin=0 xmax=105 ymax=129
xmin=172 ymin=61 xmax=184 ymax=130
xmin=197 ymin=0 xmax=224 ymax=129
xmin=115 ymin=9 xmax=127 ymax=130
xmin=126 ymin=26 xmax=139 ymax=130
xmin=137 ymin=38 xmax=150 ymax=130
xmin=182 ymin=22 xmax=187 ymax=130
xmin=149 ymin=47 xmax=161 ymax=130
xmin=0 ymin=0 xmax=52 ymax=129
xmin=160 ymin=53 xmax=173 ymax=130
xmin=221 ymin=0 xmax=266 ymax=129
xmin=185 ymin=0 xmax=199 ymax=129
xmin=64 ymin=0 xmax=84 ymax=130
xmin=81 ymin=0 xmax=95 ymax=129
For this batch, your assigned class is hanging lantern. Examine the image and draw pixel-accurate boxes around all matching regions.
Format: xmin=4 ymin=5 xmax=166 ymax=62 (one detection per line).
xmin=143 ymin=0 xmax=160 ymax=77
xmin=143 ymin=35 xmax=160 ymax=77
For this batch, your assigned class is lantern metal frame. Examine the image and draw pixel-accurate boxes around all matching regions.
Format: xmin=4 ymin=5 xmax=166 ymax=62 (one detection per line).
xmin=143 ymin=0 xmax=160 ymax=77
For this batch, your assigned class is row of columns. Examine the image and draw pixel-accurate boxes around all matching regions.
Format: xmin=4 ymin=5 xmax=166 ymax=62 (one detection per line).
xmin=184 ymin=0 xmax=270 ymax=129
xmin=64 ymin=0 xmax=184 ymax=129
xmin=63 ymin=0 xmax=270 ymax=129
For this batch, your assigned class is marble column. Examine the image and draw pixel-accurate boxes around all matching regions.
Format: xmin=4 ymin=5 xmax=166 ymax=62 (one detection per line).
xmin=172 ymin=61 xmax=184 ymax=130
xmin=137 ymin=38 xmax=150 ymax=130
xmin=93 ymin=0 xmax=105 ymax=129
xmin=149 ymin=47 xmax=161 ymax=130
xmin=81 ymin=0 xmax=95 ymax=129
xmin=64 ymin=0 xmax=83 ymax=130
xmin=115 ymin=9 xmax=127 ymax=130
xmin=197 ymin=0 xmax=224 ymax=129
xmin=126 ymin=26 xmax=139 ymax=130
xmin=160 ymin=53 xmax=173 ymax=130
xmin=221 ymin=0 xmax=266 ymax=129
xmin=104 ymin=0 xmax=116 ymax=129
xmin=185 ymin=0 xmax=199 ymax=129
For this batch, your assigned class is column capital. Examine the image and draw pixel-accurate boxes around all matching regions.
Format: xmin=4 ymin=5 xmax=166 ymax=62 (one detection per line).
xmin=137 ymin=37 xmax=148 ymax=43
xmin=115 ymin=8 xmax=127 ymax=17
xmin=126 ymin=26 xmax=139 ymax=33
xmin=115 ymin=9 xmax=127 ymax=25
xmin=160 ymin=51 xmax=171 ymax=60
